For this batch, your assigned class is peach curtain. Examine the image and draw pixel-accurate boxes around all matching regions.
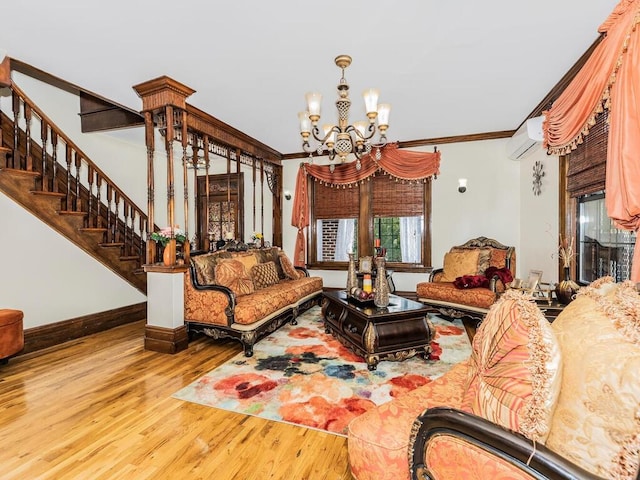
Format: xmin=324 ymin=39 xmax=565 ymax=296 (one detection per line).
xmin=291 ymin=143 xmax=440 ymax=266
xmin=543 ymin=0 xmax=640 ymax=281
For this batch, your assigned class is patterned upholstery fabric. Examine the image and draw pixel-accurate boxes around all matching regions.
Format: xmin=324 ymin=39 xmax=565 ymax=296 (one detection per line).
xmin=215 ymin=258 xmax=255 ymax=296
xmin=233 ymin=277 xmax=323 ymax=325
xmin=183 ymin=269 xmax=230 ymax=326
xmin=425 ymin=435 xmax=537 ymax=480
xmin=545 ymin=278 xmax=640 ymax=479
xmin=190 ymin=251 xmax=234 ymax=285
xmin=279 ymin=251 xmax=302 ymax=280
xmin=251 ymin=261 xmax=280 ymax=289
xmin=462 ymin=290 xmax=563 ymax=442
xmin=348 ymin=361 xmax=469 ymax=480
xmin=440 ymin=250 xmax=481 ymax=282
xmin=416 ymin=282 xmax=497 ymax=309
xmin=235 ymin=252 xmax=258 ymax=274
xmin=451 ymin=246 xmax=492 ymax=274
xmin=255 ymin=247 xmax=286 ymax=279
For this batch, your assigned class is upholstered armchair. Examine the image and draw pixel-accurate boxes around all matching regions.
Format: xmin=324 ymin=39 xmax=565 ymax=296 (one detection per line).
xmin=416 ymin=237 xmax=515 ymax=338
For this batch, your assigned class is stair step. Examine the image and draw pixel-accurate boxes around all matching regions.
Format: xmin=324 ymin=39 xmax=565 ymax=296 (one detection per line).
xmin=0 ymin=146 xmax=11 ymax=153
xmin=99 ymin=242 xmax=125 ymax=248
xmin=58 ymin=210 xmax=87 ymax=217
xmin=31 ymin=190 xmax=65 ymax=198
xmin=80 ymin=227 xmax=108 ymax=233
xmin=120 ymin=255 xmax=141 ymax=262
xmin=0 ymin=167 xmax=40 ymax=179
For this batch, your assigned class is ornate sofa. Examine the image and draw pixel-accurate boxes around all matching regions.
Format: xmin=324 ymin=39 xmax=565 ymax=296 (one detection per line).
xmin=416 ymin=236 xmax=515 ymax=337
xmin=0 ymin=309 xmax=24 ymax=364
xmin=184 ymin=247 xmax=323 ymax=356
xmin=348 ymin=278 xmax=640 ymax=480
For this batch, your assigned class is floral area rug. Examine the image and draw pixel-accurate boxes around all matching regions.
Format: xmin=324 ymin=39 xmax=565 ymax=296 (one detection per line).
xmin=172 ymin=306 xmax=471 ymax=436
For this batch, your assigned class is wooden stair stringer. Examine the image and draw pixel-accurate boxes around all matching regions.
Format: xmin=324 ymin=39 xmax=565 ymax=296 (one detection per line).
xmin=0 ymin=167 xmax=147 ymax=293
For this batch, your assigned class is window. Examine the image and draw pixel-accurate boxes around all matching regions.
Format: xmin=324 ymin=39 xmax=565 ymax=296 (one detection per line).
xmin=310 ymin=173 xmax=431 ymax=270
xmin=197 ymin=173 xmax=244 ymax=243
xmin=577 ymin=192 xmax=636 ymax=283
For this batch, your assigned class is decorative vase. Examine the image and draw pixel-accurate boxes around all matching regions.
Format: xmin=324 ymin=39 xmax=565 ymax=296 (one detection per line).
xmin=374 ymin=257 xmax=390 ymax=307
xmin=555 ymin=267 xmax=579 ymax=305
xmin=162 ymin=238 xmax=177 ymax=266
xmin=346 ymin=253 xmax=358 ymax=293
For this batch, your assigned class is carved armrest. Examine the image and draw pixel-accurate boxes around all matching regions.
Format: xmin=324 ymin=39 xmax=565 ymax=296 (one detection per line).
xmin=410 ymin=407 xmax=605 ymax=480
xmin=185 ymin=265 xmax=236 ymax=326
xmin=428 ymin=268 xmax=444 ymax=282
xmin=295 ymin=266 xmax=310 ymax=277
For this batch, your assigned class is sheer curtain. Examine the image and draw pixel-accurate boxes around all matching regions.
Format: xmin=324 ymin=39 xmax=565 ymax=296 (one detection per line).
xmin=334 ymin=219 xmax=355 ymax=261
xmin=400 ymin=216 xmax=421 ymax=263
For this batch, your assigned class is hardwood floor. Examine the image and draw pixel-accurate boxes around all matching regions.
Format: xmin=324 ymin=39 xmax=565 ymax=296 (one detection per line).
xmin=0 ymin=321 xmax=353 ymax=480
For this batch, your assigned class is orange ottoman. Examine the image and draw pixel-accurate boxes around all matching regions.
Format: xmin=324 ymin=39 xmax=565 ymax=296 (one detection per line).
xmin=0 ymin=309 xmax=24 ymax=363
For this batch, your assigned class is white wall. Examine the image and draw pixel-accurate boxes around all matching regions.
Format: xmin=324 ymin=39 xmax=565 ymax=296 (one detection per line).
xmin=518 ymin=147 xmax=561 ymax=284
xmin=281 ymin=138 xmax=560 ymax=291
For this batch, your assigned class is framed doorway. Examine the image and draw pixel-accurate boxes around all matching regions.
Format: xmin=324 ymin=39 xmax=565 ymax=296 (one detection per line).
xmin=197 ymin=173 xmax=244 ymax=247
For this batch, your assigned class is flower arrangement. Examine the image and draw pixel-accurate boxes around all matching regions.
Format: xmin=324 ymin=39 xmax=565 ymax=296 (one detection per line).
xmin=251 ymin=232 xmax=263 ymax=242
xmin=150 ymin=226 xmax=187 ymax=247
xmin=558 ymin=234 xmax=574 ymax=268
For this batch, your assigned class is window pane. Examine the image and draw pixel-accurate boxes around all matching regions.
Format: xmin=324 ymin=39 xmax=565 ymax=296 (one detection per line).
xmin=577 ymin=193 xmax=636 ymax=283
xmin=316 ymin=219 xmax=358 ymax=261
xmin=374 ymin=216 xmax=422 ymax=263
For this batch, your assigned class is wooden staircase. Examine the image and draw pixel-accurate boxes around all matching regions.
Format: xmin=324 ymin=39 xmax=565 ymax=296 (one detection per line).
xmin=0 ymin=84 xmax=149 ymax=293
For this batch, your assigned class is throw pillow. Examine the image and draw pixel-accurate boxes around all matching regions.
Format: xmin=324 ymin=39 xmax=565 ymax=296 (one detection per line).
xmin=215 ymin=258 xmax=255 ymax=296
xmin=462 ymin=289 xmax=562 ymax=442
xmin=440 ymin=250 xmax=482 ymax=282
xmin=451 ymin=247 xmax=492 ymax=274
xmin=235 ymin=252 xmax=258 ymax=273
xmin=279 ymin=251 xmax=301 ymax=280
xmin=545 ymin=278 xmax=640 ymax=479
xmin=251 ymin=261 xmax=280 ymax=289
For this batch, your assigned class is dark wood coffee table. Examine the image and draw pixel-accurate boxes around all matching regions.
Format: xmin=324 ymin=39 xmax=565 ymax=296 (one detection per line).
xmin=321 ymin=290 xmax=435 ymax=370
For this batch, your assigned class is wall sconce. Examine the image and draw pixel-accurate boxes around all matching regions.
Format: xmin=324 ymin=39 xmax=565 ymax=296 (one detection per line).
xmin=284 ymin=190 xmax=292 ymax=201
xmin=457 ymin=178 xmax=467 ymax=193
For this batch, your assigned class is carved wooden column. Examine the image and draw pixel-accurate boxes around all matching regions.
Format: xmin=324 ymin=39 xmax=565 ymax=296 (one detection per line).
xmin=133 ymin=76 xmax=195 ymax=355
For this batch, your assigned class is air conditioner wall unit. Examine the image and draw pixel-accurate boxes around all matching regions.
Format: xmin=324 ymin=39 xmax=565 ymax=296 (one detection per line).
xmin=506 ymin=115 xmax=545 ymax=160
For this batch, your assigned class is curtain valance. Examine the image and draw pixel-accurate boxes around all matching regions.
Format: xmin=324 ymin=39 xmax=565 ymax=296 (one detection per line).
xmin=290 ymin=143 xmax=441 ymax=265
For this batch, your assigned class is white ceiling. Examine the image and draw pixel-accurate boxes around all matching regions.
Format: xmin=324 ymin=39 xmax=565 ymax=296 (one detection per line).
xmin=0 ymin=0 xmax=619 ymax=155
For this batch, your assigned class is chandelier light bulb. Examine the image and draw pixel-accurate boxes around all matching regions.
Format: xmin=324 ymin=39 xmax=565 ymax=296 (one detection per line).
xmin=305 ymin=92 xmax=322 ymax=122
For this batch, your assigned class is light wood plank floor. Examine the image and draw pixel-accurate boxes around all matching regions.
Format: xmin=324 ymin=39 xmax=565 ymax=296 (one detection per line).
xmin=0 ymin=321 xmax=354 ymax=480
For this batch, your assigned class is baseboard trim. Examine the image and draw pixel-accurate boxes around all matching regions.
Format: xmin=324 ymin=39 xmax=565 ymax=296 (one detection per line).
xmin=22 ymin=302 xmax=147 ymax=355
xmin=144 ymin=324 xmax=188 ymax=354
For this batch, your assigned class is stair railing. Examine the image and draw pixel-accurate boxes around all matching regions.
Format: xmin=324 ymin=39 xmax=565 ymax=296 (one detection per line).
xmin=3 ymin=82 xmax=149 ymax=266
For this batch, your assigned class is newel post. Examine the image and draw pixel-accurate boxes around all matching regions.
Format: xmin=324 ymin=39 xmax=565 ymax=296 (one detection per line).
xmin=133 ymin=76 xmax=196 ymax=354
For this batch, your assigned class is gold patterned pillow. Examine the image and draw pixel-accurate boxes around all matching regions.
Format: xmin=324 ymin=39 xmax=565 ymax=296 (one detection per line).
xmin=279 ymin=251 xmax=301 ymax=280
xmin=235 ymin=252 xmax=258 ymax=273
xmin=462 ymin=289 xmax=562 ymax=442
xmin=440 ymin=249 xmax=481 ymax=282
xmin=215 ymin=258 xmax=255 ymax=296
xmin=190 ymin=253 xmax=218 ymax=285
xmin=451 ymin=247 xmax=492 ymax=274
xmin=545 ymin=278 xmax=640 ymax=478
xmin=251 ymin=261 xmax=280 ymax=289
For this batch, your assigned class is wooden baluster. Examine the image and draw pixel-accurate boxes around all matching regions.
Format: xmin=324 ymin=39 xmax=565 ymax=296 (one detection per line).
xmin=40 ymin=120 xmax=49 ymax=191
xmin=122 ymin=202 xmax=130 ymax=255
xmin=12 ymin=90 xmax=20 ymax=169
xmin=87 ymin=165 xmax=95 ymax=227
xmin=113 ymin=192 xmax=121 ymax=243
xmin=74 ymin=152 xmax=81 ymax=213
xmin=65 ymin=144 xmax=72 ymax=210
xmin=24 ymin=104 xmax=32 ymax=171
xmin=139 ymin=215 xmax=146 ymax=264
xmin=95 ymin=174 xmax=102 ymax=229
xmin=204 ymin=136 xmax=211 ymax=251
xmin=51 ymin=131 xmax=58 ymax=192
xmin=129 ymin=207 xmax=136 ymax=258
xmin=106 ymin=184 xmax=113 ymax=243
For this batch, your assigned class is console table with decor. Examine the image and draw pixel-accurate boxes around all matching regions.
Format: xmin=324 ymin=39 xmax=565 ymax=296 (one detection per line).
xmin=321 ymin=290 xmax=434 ymax=370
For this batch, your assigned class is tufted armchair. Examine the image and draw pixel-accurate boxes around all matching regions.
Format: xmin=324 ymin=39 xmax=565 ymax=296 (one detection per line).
xmin=416 ymin=237 xmax=515 ymax=339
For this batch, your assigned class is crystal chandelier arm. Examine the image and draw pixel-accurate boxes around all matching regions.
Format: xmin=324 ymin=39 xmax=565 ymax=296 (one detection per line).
xmin=348 ymin=123 xmax=376 ymax=142
xmin=310 ymin=124 xmax=339 ymax=144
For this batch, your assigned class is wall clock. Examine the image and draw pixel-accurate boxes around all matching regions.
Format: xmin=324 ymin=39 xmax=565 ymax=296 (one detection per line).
xmin=532 ymin=160 xmax=545 ymax=195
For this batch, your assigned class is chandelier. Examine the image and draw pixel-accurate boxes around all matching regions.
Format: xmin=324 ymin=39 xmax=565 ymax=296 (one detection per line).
xmin=298 ymin=55 xmax=390 ymax=172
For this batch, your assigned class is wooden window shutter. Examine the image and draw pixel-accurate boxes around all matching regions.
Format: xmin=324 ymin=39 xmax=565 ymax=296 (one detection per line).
xmin=313 ymin=180 xmax=360 ymax=219
xmin=567 ymin=110 xmax=608 ymax=197
xmin=372 ymin=174 xmax=425 ymax=217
